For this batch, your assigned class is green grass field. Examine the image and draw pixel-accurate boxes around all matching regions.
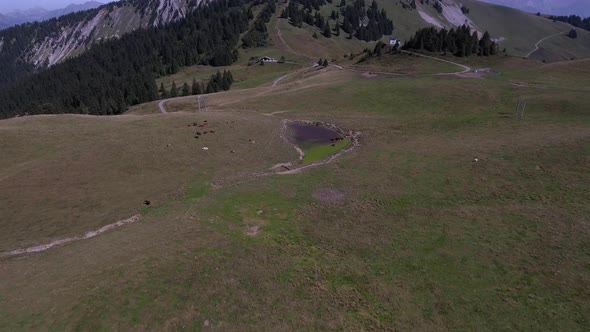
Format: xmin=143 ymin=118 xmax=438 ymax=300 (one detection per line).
xmin=1 ymin=4 xmax=590 ymax=329
xmin=2 ymin=54 xmax=588 ymax=330
xmin=302 ymin=137 xmax=350 ymax=164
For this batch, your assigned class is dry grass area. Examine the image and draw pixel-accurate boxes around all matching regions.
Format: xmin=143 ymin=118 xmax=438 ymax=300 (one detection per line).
xmin=349 ymin=52 xmax=463 ymax=75
xmin=1 ymin=55 xmax=589 ymax=330
xmin=0 ymin=112 xmax=294 ymax=253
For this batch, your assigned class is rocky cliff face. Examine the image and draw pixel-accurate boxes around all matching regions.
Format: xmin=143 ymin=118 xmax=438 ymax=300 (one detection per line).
xmin=1 ymin=0 xmax=205 ymax=68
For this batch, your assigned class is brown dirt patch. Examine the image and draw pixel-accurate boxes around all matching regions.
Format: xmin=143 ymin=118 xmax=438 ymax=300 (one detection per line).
xmin=246 ymin=226 xmax=261 ymax=236
xmin=362 ymin=72 xmax=378 ymax=79
xmin=312 ymin=189 xmax=346 ymax=204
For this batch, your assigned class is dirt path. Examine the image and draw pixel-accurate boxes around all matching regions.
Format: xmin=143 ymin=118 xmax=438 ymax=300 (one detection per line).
xmin=274 ymin=1 xmax=314 ymax=61
xmin=526 ymin=31 xmax=567 ymax=58
xmin=158 ymin=99 xmax=168 ymax=113
xmin=401 ymin=50 xmax=471 ymax=74
xmin=1 ymin=215 xmax=142 ymax=257
xmin=272 ymin=74 xmax=289 ymax=88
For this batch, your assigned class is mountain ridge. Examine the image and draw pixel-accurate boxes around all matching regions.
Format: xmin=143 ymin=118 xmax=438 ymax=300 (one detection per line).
xmin=0 ymin=2 xmax=105 ymax=30
xmin=0 ymin=0 xmax=205 ymax=70
xmin=478 ymin=0 xmax=590 ymax=17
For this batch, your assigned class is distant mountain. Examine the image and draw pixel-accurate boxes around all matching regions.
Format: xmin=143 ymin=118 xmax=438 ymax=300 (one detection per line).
xmin=0 ymin=2 xmax=104 ymax=30
xmin=47 ymin=2 xmax=105 ymax=19
xmin=477 ymin=0 xmax=590 ymax=17
xmin=0 ymin=0 xmax=202 ymax=71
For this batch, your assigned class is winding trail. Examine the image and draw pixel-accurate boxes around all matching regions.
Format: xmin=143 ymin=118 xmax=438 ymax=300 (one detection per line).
xmin=272 ymin=74 xmax=289 ymax=88
xmin=2 ymin=215 xmax=142 ymax=257
xmin=402 ymin=50 xmax=471 ymax=74
xmin=158 ymin=99 xmax=168 ymax=113
xmin=526 ymin=31 xmax=567 ymax=58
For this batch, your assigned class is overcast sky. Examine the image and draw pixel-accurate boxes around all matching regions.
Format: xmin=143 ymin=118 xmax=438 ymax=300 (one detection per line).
xmin=0 ymin=0 xmax=115 ymax=13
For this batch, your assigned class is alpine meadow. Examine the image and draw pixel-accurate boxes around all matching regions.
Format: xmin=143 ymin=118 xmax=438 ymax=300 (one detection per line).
xmin=0 ymin=0 xmax=589 ymax=330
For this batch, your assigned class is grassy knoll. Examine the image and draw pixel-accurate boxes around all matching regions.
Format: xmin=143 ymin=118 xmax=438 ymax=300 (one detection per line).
xmin=0 ymin=54 xmax=589 ymax=330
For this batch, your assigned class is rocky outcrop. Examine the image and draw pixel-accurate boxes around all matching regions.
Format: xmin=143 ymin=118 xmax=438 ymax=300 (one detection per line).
xmin=18 ymin=0 xmax=204 ymax=67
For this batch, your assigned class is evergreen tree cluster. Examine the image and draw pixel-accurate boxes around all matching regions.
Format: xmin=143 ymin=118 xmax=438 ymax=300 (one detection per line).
xmin=161 ymin=70 xmax=234 ymax=99
xmin=402 ymin=25 xmax=498 ymax=57
xmin=282 ymin=0 xmax=393 ymax=42
xmin=282 ymin=0 xmax=326 ymax=28
xmin=548 ymin=15 xmax=590 ymax=31
xmin=341 ymin=0 xmax=394 ymax=41
xmin=241 ymin=0 xmax=277 ymax=48
xmin=0 ymin=0 xmax=251 ymax=119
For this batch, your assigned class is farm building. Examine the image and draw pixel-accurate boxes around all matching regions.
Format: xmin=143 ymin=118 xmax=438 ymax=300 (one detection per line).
xmin=260 ymin=56 xmax=278 ymax=63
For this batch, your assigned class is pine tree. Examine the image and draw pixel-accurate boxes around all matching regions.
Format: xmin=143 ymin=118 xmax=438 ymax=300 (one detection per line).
xmin=323 ymin=22 xmax=332 ymax=38
xmin=192 ymin=78 xmax=201 ymax=95
xmin=170 ymin=81 xmax=178 ymax=98
xmin=160 ymin=83 xmax=168 ymax=99
xmin=222 ymin=70 xmax=231 ymax=91
xmin=568 ymin=28 xmax=578 ymax=39
xmin=182 ymin=82 xmax=190 ymax=96
xmin=322 ymin=59 xmax=329 ymax=67
xmin=318 ymin=58 xmax=323 ymax=66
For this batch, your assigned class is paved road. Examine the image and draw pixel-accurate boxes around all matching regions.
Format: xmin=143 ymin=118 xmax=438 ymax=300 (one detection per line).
xmin=526 ymin=31 xmax=567 ymax=58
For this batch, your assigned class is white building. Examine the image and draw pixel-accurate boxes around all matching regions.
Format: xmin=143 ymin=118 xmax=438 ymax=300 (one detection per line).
xmin=260 ymin=56 xmax=278 ymax=63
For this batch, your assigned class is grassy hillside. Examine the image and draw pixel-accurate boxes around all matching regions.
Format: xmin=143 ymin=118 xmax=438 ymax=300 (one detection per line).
xmin=533 ymin=28 xmax=590 ymax=62
xmin=462 ymin=0 xmax=590 ymax=58
xmin=1 ymin=52 xmax=589 ymax=329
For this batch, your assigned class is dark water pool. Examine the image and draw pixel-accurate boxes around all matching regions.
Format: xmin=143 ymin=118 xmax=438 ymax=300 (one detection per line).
xmin=288 ymin=122 xmax=342 ymax=145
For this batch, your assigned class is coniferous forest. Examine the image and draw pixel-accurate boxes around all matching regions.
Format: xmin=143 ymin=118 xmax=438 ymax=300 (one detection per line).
xmin=241 ymin=0 xmax=277 ymax=48
xmin=282 ymin=0 xmax=393 ymax=42
xmin=402 ymin=25 xmax=498 ymax=57
xmin=548 ymin=15 xmax=590 ymax=31
xmin=0 ymin=0 xmax=252 ymax=119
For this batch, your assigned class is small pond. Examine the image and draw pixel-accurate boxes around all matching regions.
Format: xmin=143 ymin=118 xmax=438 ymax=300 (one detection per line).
xmin=288 ymin=122 xmax=342 ymax=147
xmin=287 ymin=121 xmax=350 ymax=164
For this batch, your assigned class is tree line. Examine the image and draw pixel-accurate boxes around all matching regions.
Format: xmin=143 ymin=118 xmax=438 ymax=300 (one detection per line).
xmin=160 ymin=70 xmax=235 ymax=98
xmin=402 ymin=25 xmax=498 ymax=57
xmin=0 ymin=0 xmax=251 ymax=119
xmin=548 ymin=15 xmax=590 ymax=31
